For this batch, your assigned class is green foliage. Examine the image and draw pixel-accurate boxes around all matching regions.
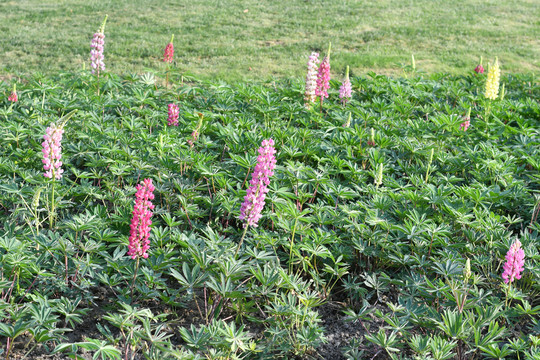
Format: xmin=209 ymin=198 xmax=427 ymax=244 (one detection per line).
xmin=0 ymin=69 xmax=539 ymax=359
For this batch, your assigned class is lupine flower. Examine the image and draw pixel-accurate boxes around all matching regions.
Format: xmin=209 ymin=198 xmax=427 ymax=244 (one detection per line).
xmin=188 ymin=112 xmax=204 ymax=147
xmin=339 ymin=66 xmax=352 ymax=105
xmin=128 ymin=178 xmax=155 ymax=259
xmin=484 ymin=57 xmax=501 ymax=100
xmin=460 ymin=108 xmax=471 ymax=131
xmin=502 ymin=239 xmax=525 ymax=284
xmin=343 ymin=112 xmax=352 ymax=128
xmin=474 ymin=56 xmax=484 ymax=74
xmin=187 ymin=130 xmax=198 ymax=147
xmin=316 ymin=43 xmax=331 ymax=100
xmin=464 ymin=258 xmax=472 ymax=281
xmin=90 ymin=15 xmax=108 ymax=74
xmin=167 ymin=103 xmax=179 ymax=126
xmin=368 ymin=128 xmax=376 ymax=146
xmin=163 ymin=34 xmax=174 ymax=63
xmin=304 ymin=52 xmax=319 ymax=108
xmin=8 ymin=84 xmax=18 ymax=102
xmin=239 ymin=139 xmax=277 ymax=227
xmin=42 ymin=122 xmax=65 ymax=180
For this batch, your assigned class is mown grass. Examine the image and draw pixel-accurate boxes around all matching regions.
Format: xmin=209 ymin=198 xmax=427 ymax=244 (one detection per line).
xmin=1 ymin=0 xmax=539 ymax=82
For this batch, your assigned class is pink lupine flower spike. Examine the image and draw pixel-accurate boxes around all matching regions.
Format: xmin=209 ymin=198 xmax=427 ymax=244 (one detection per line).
xmin=8 ymin=84 xmax=18 ymax=103
xmin=502 ymin=239 xmax=525 ymax=284
xmin=339 ymin=65 xmax=352 ymax=106
xmin=163 ymin=34 xmax=174 ymax=63
xmin=90 ymin=15 xmax=108 ymax=75
xmin=460 ymin=108 xmax=471 ymax=132
xmin=304 ymin=52 xmax=320 ymax=108
xmin=128 ymin=178 xmax=155 ymax=260
xmin=235 ymin=139 xmax=277 ymax=256
xmin=474 ymin=56 xmax=484 ymax=74
xmin=316 ymin=42 xmax=331 ymax=110
xmin=167 ymin=103 xmax=179 ymax=126
xmin=42 ymin=123 xmax=65 ymax=180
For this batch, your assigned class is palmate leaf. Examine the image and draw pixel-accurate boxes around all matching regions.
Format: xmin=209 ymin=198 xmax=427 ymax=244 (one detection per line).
xmin=53 ymin=339 xmax=121 ymax=360
xmin=432 ymin=259 xmax=462 ymax=278
xmin=479 ymin=343 xmax=514 ymax=359
xmin=365 ymin=329 xmax=401 ymax=353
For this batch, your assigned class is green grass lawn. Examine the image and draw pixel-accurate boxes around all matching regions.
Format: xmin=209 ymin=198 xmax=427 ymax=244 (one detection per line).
xmin=1 ymin=0 xmax=539 ymax=82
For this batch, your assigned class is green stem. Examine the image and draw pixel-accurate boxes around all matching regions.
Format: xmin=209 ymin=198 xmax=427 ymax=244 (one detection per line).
xmin=288 ymin=217 xmax=299 ymax=273
xmin=234 ymin=225 xmax=249 ymax=258
xmin=484 ymin=102 xmax=491 ymax=135
xmin=50 ymin=179 xmax=55 ymax=229
xmin=130 ymin=257 xmax=140 ymax=304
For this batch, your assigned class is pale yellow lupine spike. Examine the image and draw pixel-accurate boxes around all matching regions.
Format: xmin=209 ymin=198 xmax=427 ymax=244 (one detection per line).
xmin=484 ymin=57 xmax=501 ymax=100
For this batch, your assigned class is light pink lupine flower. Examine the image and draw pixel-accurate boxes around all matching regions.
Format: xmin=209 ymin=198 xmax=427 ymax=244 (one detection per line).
xmin=239 ymin=139 xmax=277 ymax=227
xmin=188 ymin=112 xmax=204 ymax=147
xmin=167 ymin=103 xmax=179 ymax=126
xmin=90 ymin=15 xmax=108 ymax=74
xmin=128 ymin=178 xmax=155 ymax=259
xmin=460 ymin=108 xmax=471 ymax=131
xmin=8 ymin=84 xmax=18 ymax=102
xmin=42 ymin=123 xmax=65 ymax=180
xmin=187 ymin=130 xmax=198 ymax=147
xmin=339 ymin=66 xmax=352 ymax=105
xmin=163 ymin=34 xmax=174 ymax=63
xmin=315 ymin=43 xmax=331 ymax=100
xmin=502 ymin=239 xmax=525 ymax=284
xmin=304 ymin=52 xmax=319 ymax=108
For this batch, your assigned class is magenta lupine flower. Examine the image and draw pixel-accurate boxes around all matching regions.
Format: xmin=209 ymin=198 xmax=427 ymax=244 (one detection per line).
xmin=163 ymin=34 xmax=174 ymax=63
xmin=128 ymin=178 xmax=155 ymax=260
xmin=90 ymin=15 xmax=108 ymax=74
xmin=42 ymin=123 xmax=65 ymax=180
xmin=474 ymin=56 xmax=484 ymax=74
xmin=474 ymin=64 xmax=484 ymax=74
xmin=304 ymin=52 xmax=319 ymax=108
xmin=502 ymin=239 xmax=525 ymax=284
xmin=239 ymin=139 xmax=277 ymax=227
xmin=8 ymin=84 xmax=18 ymax=102
xmin=315 ymin=43 xmax=331 ymax=100
xmin=339 ymin=66 xmax=352 ymax=105
xmin=167 ymin=103 xmax=179 ymax=126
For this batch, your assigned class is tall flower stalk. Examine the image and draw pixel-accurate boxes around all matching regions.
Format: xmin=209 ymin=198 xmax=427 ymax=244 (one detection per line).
xmin=235 ymin=139 xmax=277 ymax=256
xmin=483 ymin=57 xmax=500 ymax=134
xmin=339 ymin=66 xmax=352 ymax=106
xmin=502 ymin=239 xmax=525 ymax=285
xmin=502 ymin=239 xmax=525 ymax=307
xmin=484 ymin=58 xmax=500 ymax=100
xmin=163 ymin=34 xmax=174 ymax=87
xmin=316 ymin=43 xmax=331 ymax=112
xmin=128 ymin=178 xmax=155 ymax=301
xmin=41 ymin=111 xmax=75 ymax=229
xmin=128 ymin=178 xmax=155 ymax=260
xmin=42 ymin=122 xmax=64 ymax=229
xmin=90 ymin=15 xmax=108 ymax=94
xmin=304 ymin=52 xmax=320 ymax=108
